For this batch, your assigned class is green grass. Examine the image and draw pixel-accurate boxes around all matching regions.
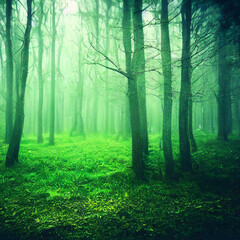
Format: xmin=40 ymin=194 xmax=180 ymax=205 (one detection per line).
xmin=0 ymin=133 xmax=240 ymax=239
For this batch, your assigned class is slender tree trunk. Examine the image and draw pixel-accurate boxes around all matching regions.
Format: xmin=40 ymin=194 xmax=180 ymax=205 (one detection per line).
xmin=226 ymin=86 xmax=232 ymax=135
xmin=5 ymin=0 xmax=13 ymax=143
xmin=232 ymin=77 xmax=240 ymax=137
xmin=161 ymin=0 xmax=174 ymax=176
xmin=179 ymin=0 xmax=192 ymax=171
xmin=37 ymin=0 xmax=44 ymax=143
xmin=234 ymin=98 xmax=240 ymax=137
xmin=49 ymin=0 xmax=56 ymax=145
xmin=6 ymin=0 xmax=32 ymax=166
xmin=202 ymin=101 xmax=205 ymax=130
xmin=0 ymin=44 xmax=5 ymax=91
xmin=188 ymin=85 xmax=197 ymax=152
xmin=105 ymin=1 xmax=111 ymax=135
xmin=78 ymin=43 xmax=85 ymax=138
xmin=124 ymin=94 xmax=131 ymax=137
xmin=70 ymin=96 xmax=77 ymax=136
xmin=56 ymin=38 xmax=63 ymax=134
xmin=132 ymin=0 xmax=148 ymax=156
xmin=210 ymin=99 xmax=214 ymax=133
xmin=92 ymin=0 xmax=99 ymax=133
xmin=217 ymin=29 xmax=229 ymax=141
xmin=123 ymin=0 xmax=144 ymax=180
xmin=188 ymin=62 xmax=197 ymax=151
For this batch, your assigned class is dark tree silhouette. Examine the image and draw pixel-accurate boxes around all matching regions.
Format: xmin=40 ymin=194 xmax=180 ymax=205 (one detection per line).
xmin=6 ymin=0 xmax=33 ymax=166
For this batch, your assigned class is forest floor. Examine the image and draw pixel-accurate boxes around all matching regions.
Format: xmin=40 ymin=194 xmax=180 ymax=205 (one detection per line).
xmin=0 ymin=133 xmax=240 ymax=240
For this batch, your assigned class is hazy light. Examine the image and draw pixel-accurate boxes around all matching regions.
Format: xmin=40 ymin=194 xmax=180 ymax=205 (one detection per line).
xmin=63 ymin=0 xmax=78 ymax=15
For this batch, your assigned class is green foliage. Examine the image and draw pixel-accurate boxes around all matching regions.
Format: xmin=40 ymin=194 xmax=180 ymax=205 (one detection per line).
xmin=0 ymin=134 xmax=240 ymax=239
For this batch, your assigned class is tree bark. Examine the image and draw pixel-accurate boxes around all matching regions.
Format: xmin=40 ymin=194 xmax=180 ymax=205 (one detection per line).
xmin=161 ymin=0 xmax=174 ymax=176
xmin=234 ymin=97 xmax=240 ymax=137
xmin=5 ymin=0 xmax=13 ymax=143
xmin=37 ymin=0 xmax=44 ymax=143
xmin=6 ymin=0 xmax=32 ymax=166
xmin=78 ymin=43 xmax=85 ymax=138
xmin=124 ymin=94 xmax=131 ymax=137
xmin=0 ymin=43 xmax=5 ymax=92
xmin=179 ymin=0 xmax=192 ymax=171
xmin=217 ymin=29 xmax=230 ymax=141
xmin=132 ymin=0 xmax=148 ymax=156
xmin=49 ymin=0 xmax=56 ymax=145
xmin=123 ymin=0 xmax=144 ymax=180
xmin=188 ymin=84 xmax=197 ymax=152
xmin=92 ymin=0 xmax=99 ymax=133
xmin=105 ymin=0 xmax=111 ymax=135
xmin=56 ymin=39 xmax=63 ymax=134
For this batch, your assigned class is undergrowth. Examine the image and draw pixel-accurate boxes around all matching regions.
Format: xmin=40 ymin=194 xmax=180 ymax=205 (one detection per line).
xmin=0 ymin=133 xmax=240 ymax=240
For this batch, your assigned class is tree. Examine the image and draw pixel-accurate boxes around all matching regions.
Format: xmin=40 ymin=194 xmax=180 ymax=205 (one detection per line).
xmin=49 ymin=0 xmax=56 ymax=145
xmin=179 ymin=0 xmax=192 ymax=171
xmin=6 ymin=0 xmax=33 ymax=166
xmin=132 ymin=0 xmax=148 ymax=156
xmin=5 ymin=0 xmax=13 ymax=143
xmin=78 ymin=42 xmax=85 ymax=138
xmin=37 ymin=0 xmax=44 ymax=143
xmin=188 ymin=66 xmax=197 ymax=152
xmin=217 ymin=27 xmax=230 ymax=141
xmin=161 ymin=0 xmax=174 ymax=175
xmin=92 ymin=0 xmax=100 ymax=133
xmin=104 ymin=0 xmax=112 ymax=135
xmin=123 ymin=0 xmax=144 ymax=180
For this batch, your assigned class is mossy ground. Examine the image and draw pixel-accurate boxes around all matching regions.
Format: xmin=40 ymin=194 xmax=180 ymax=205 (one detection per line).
xmin=0 ymin=133 xmax=240 ymax=240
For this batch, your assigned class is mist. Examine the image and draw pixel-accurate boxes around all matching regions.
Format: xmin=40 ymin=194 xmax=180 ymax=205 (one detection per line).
xmin=0 ymin=0 xmax=240 ymax=239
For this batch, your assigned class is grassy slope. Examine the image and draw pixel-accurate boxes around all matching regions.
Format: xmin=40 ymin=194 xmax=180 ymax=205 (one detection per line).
xmin=0 ymin=133 xmax=240 ymax=240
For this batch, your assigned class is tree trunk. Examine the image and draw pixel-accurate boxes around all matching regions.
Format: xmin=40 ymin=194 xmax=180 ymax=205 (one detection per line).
xmin=123 ymin=0 xmax=144 ymax=180
xmin=56 ymin=39 xmax=63 ymax=134
xmin=188 ymin=85 xmax=197 ymax=152
xmin=161 ymin=0 xmax=174 ymax=176
xmin=217 ymin=29 xmax=230 ymax=141
xmin=49 ymin=0 xmax=56 ymax=145
xmin=5 ymin=0 xmax=13 ymax=143
xmin=124 ymin=94 xmax=131 ymax=137
xmin=78 ymin=43 xmax=85 ymax=138
xmin=70 ymin=96 xmax=77 ymax=136
xmin=210 ymin=99 xmax=215 ymax=133
xmin=188 ymin=61 xmax=197 ymax=151
xmin=92 ymin=0 xmax=99 ymax=133
xmin=0 ymin=44 xmax=5 ymax=92
xmin=105 ymin=1 xmax=111 ymax=135
xmin=37 ymin=0 xmax=44 ymax=143
xmin=179 ymin=0 xmax=192 ymax=171
xmin=234 ymin=98 xmax=240 ymax=137
xmin=132 ymin=0 xmax=148 ymax=156
xmin=6 ymin=0 xmax=32 ymax=166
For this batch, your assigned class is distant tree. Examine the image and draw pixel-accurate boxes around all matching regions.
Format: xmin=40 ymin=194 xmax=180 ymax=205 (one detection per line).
xmin=6 ymin=0 xmax=33 ymax=166
xmin=49 ymin=0 xmax=56 ymax=145
xmin=5 ymin=0 xmax=13 ymax=143
xmin=78 ymin=42 xmax=85 ymax=138
xmin=104 ymin=0 xmax=112 ymax=135
xmin=37 ymin=0 xmax=44 ymax=143
xmin=217 ymin=27 xmax=231 ymax=141
xmin=70 ymin=41 xmax=85 ymax=138
xmin=92 ymin=0 xmax=100 ymax=133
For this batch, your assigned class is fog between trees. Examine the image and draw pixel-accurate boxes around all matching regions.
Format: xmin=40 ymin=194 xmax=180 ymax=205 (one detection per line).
xmin=0 ymin=0 xmax=240 ymax=179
